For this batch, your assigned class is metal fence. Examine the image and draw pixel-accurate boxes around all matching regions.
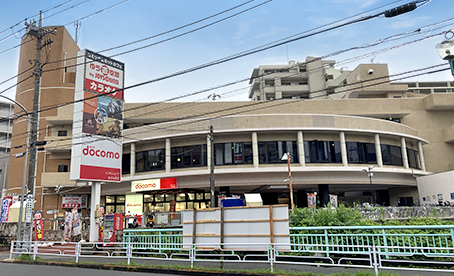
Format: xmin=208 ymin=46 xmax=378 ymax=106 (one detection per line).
xmin=123 ymin=225 xmax=454 ymax=256
xmin=9 ymin=239 xmax=454 ymax=275
xmin=290 ymin=225 xmax=454 ymax=257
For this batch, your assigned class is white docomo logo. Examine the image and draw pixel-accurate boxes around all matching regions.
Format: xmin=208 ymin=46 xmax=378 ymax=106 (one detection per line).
xmin=82 ymin=146 xmax=120 ymax=159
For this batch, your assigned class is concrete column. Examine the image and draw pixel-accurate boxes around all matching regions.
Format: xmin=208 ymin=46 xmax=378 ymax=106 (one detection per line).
xmin=318 ymin=184 xmax=329 ymax=207
xmin=401 ymin=137 xmax=409 ymax=169
xmin=374 ymin=134 xmax=383 ymax=168
xmin=130 ymin=143 xmax=136 ymax=176
xmin=275 ymin=91 xmax=282 ymax=99
xmin=166 ymin=138 xmax=171 ymax=173
xmin=207 ymin=134 xmax=211 ymax=169
xmin=297 ymin=131 xmax=305 ymax=166
xmin=418 ymin=141 xmax=426 ymax=171
xmin=339 ymin=132 xmax=348 ymax=166
xmin=89 ymin=181 xmax=100 ymax=242
xmin=252 ymin=132 xmax=259 ymax=168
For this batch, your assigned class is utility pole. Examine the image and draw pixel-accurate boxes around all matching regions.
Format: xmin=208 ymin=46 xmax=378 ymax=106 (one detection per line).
xmin=209 ymin=125 xmax=215 ymax=208
xmin=23 ymin=11 xmax=56 ymax=243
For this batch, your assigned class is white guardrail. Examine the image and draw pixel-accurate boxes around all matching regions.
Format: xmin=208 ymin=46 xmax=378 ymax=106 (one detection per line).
xmin=9 ymin=240 xmax=454 ymax=275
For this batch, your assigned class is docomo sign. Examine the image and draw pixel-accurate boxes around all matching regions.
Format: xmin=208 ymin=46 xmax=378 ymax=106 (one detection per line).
xmin=77 ymin=136 xmax=122 ymax=182
xmin=82 ymin=145 xmax=120 ymax=160
xmin=131 ymin=178 xmax=177 ymax=192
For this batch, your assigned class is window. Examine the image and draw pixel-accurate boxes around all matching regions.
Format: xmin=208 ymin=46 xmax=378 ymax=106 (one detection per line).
xmin=135 ymin=149 xmax=165 ymax=173
xmin=172 ymin=145 xmax=207 ymax=169
xmin=58 ymin=130 xmax=67 ymax=136
xmin=214 ymin=142 xmax=253 ymax=166
xmin=381 ymin=144 xmax=403 ymax=166
xmin=407 ymin=149 xmax=420 ymax=169
xmin=147 ymin=149 xmax=165 ymax=171
xmin=258 ymin=141 xmax=298 ymax=164
xmin=364 ymin=143 xmax=376 ymax=164
xmin=105 ymin=195 xmax=125 ymax=214
xmin=122 ymin=153 xmax=130 ymax=174
xmin=58 ymin=164 xmax=68 ymax=172
xmin=390 ymin=145 xmax=403 ymax=166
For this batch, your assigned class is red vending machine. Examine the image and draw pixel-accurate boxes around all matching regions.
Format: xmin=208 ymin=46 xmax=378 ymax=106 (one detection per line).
xmin=103 ymin=213 xmax=123 ymax=244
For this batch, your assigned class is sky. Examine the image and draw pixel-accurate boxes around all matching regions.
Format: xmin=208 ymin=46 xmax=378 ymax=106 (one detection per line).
xmin=0 ymin=0 xmax=453 ymax=104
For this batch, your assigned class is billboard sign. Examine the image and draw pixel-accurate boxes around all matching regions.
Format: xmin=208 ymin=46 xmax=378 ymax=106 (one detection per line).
xmin=131 ymin=178 xmax=177 ymax=192
xmin=82 ymin=91 xmax=123 ymax=138
xmin=71 ymin=49 xmax=124 ymax=182
xmin=62 ymin=195 xmax=88 ymax=208
xmin=84 ymin=50 xmax=124 ymax=99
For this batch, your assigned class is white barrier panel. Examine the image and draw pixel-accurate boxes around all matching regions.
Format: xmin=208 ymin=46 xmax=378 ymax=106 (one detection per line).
xmin=182 ymin=205 xmax=290 ymax=251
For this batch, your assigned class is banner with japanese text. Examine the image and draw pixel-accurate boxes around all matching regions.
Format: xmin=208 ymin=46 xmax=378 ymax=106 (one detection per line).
xmin=34 ymin=212 xmax=44 ymax=241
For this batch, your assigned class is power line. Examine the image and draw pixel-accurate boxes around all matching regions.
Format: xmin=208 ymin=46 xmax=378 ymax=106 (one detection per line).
xmin=99 ymin=0 xmax=260 ymax=54
xmin=4 ymin=23 xmax=452 ymax=147
xmin=0 ymin=0 xmax=81 ymax=44
xmin=0 ymin=1 xmax=448 ymax=143
xmin=9 ymin=63 xmax=447 ymax=151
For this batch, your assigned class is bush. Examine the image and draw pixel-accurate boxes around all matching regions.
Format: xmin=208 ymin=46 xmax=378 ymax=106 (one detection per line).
xmin=290 ymin=204 xmax=364 ymax=227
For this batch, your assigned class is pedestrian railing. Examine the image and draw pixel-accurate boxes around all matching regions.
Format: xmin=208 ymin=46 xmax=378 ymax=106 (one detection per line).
xmin=122 ymin=228 xmax=183 ymax=251
xmin=290 ymin=225 xmax=454 ymax=257
xmin=9 ymin=240 xmax=454 ymax=275
xmin=122 ymin=225 xmax=454 ymax=257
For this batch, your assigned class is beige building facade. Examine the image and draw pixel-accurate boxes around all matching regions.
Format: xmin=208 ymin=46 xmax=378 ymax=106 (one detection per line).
xmin=4 ymin=27 xmax=454 ymax=228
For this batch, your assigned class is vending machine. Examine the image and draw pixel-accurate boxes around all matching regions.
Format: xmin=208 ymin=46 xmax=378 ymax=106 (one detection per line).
xmin=103 ymin=213 xmax=123 ymax=244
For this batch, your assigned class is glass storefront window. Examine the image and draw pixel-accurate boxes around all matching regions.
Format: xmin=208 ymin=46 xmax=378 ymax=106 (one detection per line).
xmin=117 ymin=195 xmax=125 ymax=203
xmin=106 ymin=205 xmax=115 ymax=213
xmin=205 ymin=193 xmax=210 ymax=200
xmin=196 ymin=193 xmax=204 ymax=200
xmin=155 ymin=194 xmax=164 ymax=202
xmin=187 ymin=193 xmax=195 ymax=200
xmin=106 ymin=196 xmax=116 ymax=204
xmin=176 ymin=193 xmax=185 ymax=201
xmin=166 ymin=194 xmax=175 ymax=201
xmin=187 ymin=202 xmax=194 ymax=209
xmin=144 ymin=194 xmax=153 ymax=203
xmin=176 ymin=202 xmax=186 ymax=211
xmin=116 ymin=205 xmax=125 ymax=214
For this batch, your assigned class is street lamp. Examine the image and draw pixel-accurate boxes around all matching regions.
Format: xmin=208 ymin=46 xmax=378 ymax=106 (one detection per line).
xmin=281 ymin=152 xmax=294 ymax=213
xmin=435 ymin=31 xmax=454 ymax=77
xmin=0 ymin=95 xmax=31 ymax=247
xmin=362 ymin=166 xmax=375 ymax=204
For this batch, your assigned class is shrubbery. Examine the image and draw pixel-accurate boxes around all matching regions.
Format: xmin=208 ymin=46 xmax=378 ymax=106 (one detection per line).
xmin=289 ymin=204 xmax=453 ymax=227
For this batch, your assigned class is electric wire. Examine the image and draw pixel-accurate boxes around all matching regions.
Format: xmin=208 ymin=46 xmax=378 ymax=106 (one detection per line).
xmin=4 ymin=24 xmax=453 ymax=148
xmin=8 ymin=62 xmax=447 ymax=154
xmin=0 ymin=2 xmax=448 ymax=144
xmin=0 ymin=0 xmax=81 ymax=44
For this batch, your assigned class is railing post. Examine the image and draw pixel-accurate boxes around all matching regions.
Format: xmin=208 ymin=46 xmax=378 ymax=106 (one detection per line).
xmin=9 ymin=241 xmax=14 ymax=260
xmin=127 ymin=242 xmax=132 ymax=265
xmin=75 ymin=242 xmax=81 ymax=263
xmin=159 ymin=231 xmax=162 ymax=253
xmin=190 ymin=244 xmax=195 ymax=269
xmin=372 ymin=245 xmax=379 ymax=276
xmin=324 ymin=229 xmax=330 ymax=257
xmin=451 ymin=227 xmax=454 ymax=248
xmin=269 ymin=243 xmax=275 ymax=273
xmin=33 ymin=241 xmax=37 ymax=260
xmin=382 ymin=229 xmax=389 ymax=259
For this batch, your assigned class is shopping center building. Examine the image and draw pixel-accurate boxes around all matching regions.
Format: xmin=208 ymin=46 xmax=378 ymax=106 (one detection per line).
xmin=4 ymin=26 xmax=454 ymax=228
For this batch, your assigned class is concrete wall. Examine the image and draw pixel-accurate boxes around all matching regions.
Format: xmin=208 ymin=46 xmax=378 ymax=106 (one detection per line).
xmin=417 ymin=170 xmax=454 ymax=205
